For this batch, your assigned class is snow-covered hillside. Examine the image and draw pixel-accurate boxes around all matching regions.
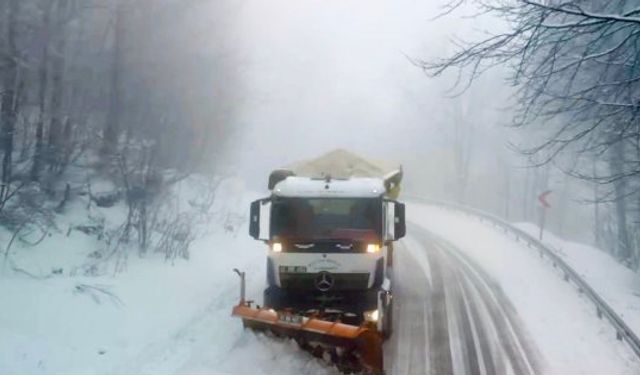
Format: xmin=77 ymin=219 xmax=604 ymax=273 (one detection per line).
xmin=0 ymin=179 xmax=331 ymax=375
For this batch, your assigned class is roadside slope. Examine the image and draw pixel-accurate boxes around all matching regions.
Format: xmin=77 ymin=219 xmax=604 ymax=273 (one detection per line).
xmin=0 ymin=186 xmax=332 ymax=375
xmin=516 ymin=222 xmax=640 ymax=338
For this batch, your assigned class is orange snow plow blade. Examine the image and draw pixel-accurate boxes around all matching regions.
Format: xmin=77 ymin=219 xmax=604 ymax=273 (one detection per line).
xmin=232 ymin=304 xmax=384 ymax=374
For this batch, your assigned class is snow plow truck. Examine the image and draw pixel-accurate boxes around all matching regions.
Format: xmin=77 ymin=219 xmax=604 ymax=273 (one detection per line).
xmin=232 ymin=149 xmax=405 ymax=374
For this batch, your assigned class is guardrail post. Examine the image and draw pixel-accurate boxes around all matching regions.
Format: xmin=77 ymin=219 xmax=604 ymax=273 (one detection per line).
xmin=597 ymin=307 xmax=602 ymax=319
xmin=617 ymin=331 xmax=624 ymax=341
xmin=563 ymin=272 xmax=569 ymax=282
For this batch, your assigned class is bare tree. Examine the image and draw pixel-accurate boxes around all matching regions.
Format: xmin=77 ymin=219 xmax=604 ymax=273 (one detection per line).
xmin=30 ymin=1 xmax=54 ymax=181
xmin=0 ymin=0 xmax=19 ymax=205
xmin=451 ymin=95 xmax=474 ymax=203
xmin=102 ymin=0 xmax=124 ymax=158
xmin=47 ymin=0 xmax=71 ymax=173
xmin=424 ymin=0 xmax=640 ymax=266
xmin=0 ymin=0 xmax=239 ymax=269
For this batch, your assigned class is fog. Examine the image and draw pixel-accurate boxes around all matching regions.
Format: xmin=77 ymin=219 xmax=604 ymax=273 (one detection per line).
xmin=224 ymin=0 xmax=501 ymax=183
xmin=190 ymin=0 xmax=596 ymax=243
xmin=0 ymin=0 xmax=597 ymax=249
xmin=95 ymin=0 xmax=593 ymax=243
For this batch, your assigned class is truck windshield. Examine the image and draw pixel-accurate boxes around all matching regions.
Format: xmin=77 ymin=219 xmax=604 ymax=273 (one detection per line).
xmin=271 ymin=197 xmax=381 ymax=241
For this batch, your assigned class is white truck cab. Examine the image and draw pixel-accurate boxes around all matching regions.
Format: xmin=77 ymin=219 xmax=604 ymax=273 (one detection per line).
xmin=249 ymin=171 xmax=405 ymax=335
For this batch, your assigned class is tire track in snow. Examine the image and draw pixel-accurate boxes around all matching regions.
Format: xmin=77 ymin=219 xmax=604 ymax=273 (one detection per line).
xmin=425 ymin=240 xmax=455 ymax=374
xmin=441 ymin=237 xmax=542 ymax=375
xmin=386 ymin=240 xmax=430 ymax=375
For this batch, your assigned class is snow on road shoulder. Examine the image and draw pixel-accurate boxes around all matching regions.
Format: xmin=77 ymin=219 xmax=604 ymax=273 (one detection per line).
xmin=516 ymin=222 xmax=640 ymax=338
xmin=408 ymin=202 xmax=640 ymax=375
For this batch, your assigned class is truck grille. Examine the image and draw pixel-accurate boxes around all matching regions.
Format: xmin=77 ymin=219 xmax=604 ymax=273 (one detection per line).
xmin=279 ymin=272 xmax=370 ymax=291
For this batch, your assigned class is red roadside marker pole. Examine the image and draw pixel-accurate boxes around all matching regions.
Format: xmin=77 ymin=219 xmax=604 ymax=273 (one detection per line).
xmin=538 ymin=190 xmax=552 ymax=241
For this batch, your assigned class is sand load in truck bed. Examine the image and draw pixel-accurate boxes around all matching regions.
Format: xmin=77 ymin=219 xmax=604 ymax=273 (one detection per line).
xmin=271 ymin=149 xmax=403 ymax=198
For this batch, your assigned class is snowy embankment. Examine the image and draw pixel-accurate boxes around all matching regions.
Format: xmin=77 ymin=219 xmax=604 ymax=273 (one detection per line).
xmin=408 ymin=202 xmax=640 ymax=375
xmin=515 ymin=222 xmax=640 ymax=345
xmin=0 ymin=178 xmax=331 ymax=375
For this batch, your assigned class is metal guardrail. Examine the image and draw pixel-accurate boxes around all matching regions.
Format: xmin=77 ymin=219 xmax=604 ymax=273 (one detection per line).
xmin=407 ymin=195 xmax=640 ymax=360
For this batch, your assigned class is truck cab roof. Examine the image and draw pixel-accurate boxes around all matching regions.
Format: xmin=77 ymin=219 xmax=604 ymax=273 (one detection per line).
xmin=272 ymin=176 xmax=386 ymax=198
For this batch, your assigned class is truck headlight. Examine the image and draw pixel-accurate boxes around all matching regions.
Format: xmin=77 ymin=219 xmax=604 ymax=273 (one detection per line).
xmin=366 ymin=244 xmax=380 ymax=253
xmin=364 ymin=309 xmax=379 ymax=322
xmin=272 ymin=242 xmax=283 ymax=252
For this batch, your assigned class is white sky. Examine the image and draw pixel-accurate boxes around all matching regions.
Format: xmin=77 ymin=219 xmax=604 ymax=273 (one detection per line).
xmin=213 ymin=0 xmax=511 ymax=189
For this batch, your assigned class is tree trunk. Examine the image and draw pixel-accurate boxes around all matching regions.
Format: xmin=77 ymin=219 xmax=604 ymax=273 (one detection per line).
xmin=501 ymin=157 xmax=511 ymax=220
xmin=609 ymin=140 xmax=632 ymax=263
xmin=48 ymin=0 xmax=69 ymax=173
xmin=556 ymin=174 xmax=570 ymax=237
xmin=452 ymin=97 xmax=472 ymax=204
xmin=1 ymin=0 xmax=19 ymax=201
xmin=522 ymin=168 xmax=530 ymax=220
xmin=102 ymin=0 xmax=124 ymax=157
xmin=592 ymin=159 xmax=602 ymax=248
xmin=31 ymin=1 xmax=54 ymax=181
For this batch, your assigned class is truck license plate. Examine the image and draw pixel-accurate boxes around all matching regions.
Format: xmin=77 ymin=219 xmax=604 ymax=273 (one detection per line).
xmin=279 ymin=266 xmax=307 ymax=273
xmin=278 ymin=313 xmax=303 ymax=325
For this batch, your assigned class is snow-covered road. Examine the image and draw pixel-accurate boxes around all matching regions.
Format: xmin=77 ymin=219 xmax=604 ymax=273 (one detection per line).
xmin=387 ymin=225 xmax=542 ymax=374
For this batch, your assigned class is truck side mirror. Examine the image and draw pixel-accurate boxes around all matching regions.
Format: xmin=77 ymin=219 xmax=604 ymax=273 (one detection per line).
xmin=249 ymin=200 xmax=261 ymax=239
xmin=384 ymin=200 xmax=406 ymax=241
xmin=394 ymin=202 xmax=406 ymax=239
xmin=249 ymin=198 xmax=271 ymax=240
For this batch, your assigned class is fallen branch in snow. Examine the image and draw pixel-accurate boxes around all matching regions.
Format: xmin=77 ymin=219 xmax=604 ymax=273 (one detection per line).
xmin=18 ymin=222 xmax=48 ymax=247
xmin=3 ymin=218 xmax=29 ymax=265
xmin=74 ymin=283 xmax=124 ymax=306
xmin=9 ymin=263 xmax=52 ymax=280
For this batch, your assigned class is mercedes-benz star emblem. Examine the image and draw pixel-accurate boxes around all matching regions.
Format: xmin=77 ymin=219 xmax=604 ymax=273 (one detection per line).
xmin=314 ymin=271 xmax=334 ymax=292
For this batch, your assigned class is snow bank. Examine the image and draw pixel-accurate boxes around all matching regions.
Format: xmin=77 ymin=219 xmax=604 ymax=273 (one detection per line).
xmin=0 ymin=178 xmax=333 ymax=375
xmin=408 ymin=203 xmax=640 ymax=375
xmin=516 ymin=222 xmax=640 ymax=342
